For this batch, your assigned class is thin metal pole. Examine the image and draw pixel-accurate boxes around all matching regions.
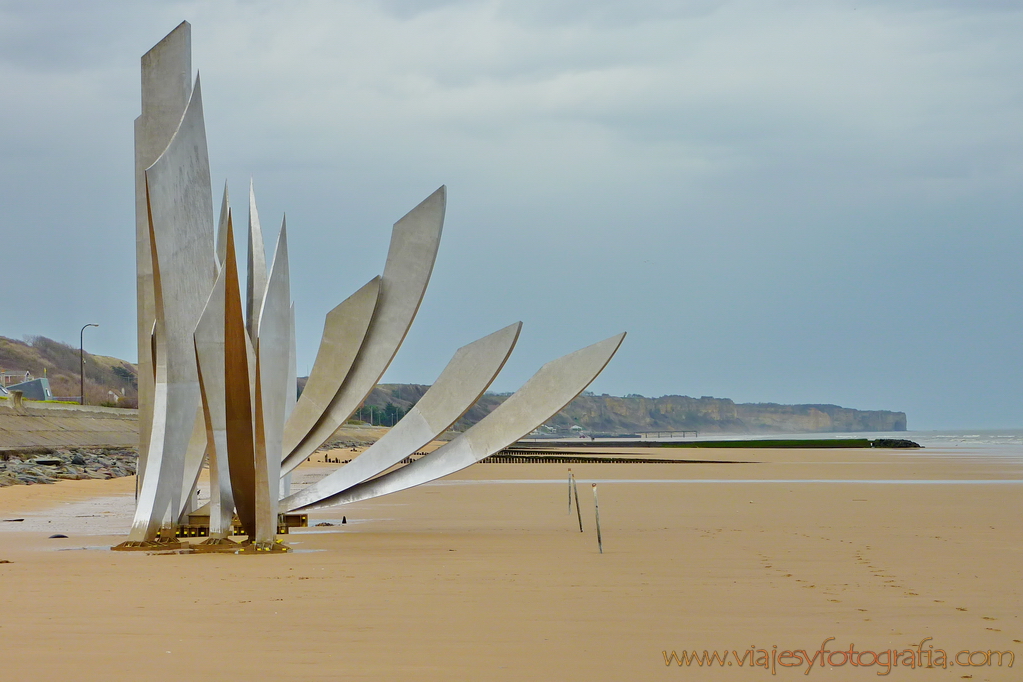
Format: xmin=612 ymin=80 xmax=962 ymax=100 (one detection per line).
xmin=572 ymin=474 xmax=583 ymax=532
xmin=567 ymin=468 xmax=572 ymax=514
xmin=79 ymin=323 xmax=98 ymax=405
xmin=79 ymin=328 xmax=84 ymax=405
xmin=592 ymin=483 xmax=603 ymax=553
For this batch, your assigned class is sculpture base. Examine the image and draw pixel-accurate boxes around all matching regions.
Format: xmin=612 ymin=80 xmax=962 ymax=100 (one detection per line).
xmin=236 ymin=539 xmax=291 ymax=554
xmin=192 ymin=537 xmax=242 ymax=553
xmin=111 ymin=539 xmax=184 ymax=552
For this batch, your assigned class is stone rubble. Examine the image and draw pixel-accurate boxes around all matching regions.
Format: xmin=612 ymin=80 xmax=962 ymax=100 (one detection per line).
xmin=0 ymin=448 xmax=138 ymax=487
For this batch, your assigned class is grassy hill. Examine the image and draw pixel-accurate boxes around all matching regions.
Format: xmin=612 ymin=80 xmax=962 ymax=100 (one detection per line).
xmin=0 ymin=336 xmax=138 ymax=407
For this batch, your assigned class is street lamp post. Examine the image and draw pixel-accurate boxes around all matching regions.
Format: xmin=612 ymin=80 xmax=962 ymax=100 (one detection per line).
xmin=80 ymin=323 xmax=99 ymax=405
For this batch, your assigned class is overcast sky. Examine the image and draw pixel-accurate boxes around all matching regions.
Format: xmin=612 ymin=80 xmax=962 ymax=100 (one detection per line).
xmin=1 ymin=1 xmax=1021 ymax=429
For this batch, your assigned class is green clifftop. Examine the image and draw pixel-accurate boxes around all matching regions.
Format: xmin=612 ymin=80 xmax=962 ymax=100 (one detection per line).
xmin=356 ymin=385 xmax=907 ymax=435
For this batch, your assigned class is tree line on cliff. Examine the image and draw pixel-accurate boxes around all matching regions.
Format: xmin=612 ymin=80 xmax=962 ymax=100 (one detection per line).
xmin=349 ymin=384 xmax=907 ymax=435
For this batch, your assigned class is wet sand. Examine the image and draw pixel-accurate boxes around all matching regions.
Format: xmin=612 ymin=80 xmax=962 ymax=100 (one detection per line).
xmin=0 ymin=446 xmax=1019 ymax=680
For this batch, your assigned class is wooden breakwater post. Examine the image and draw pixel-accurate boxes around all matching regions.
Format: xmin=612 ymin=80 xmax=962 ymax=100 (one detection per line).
xmin=572 ymin=473 xmax=583 ymax=532
xmin=592 ymin=483 xmax=603 ymax=554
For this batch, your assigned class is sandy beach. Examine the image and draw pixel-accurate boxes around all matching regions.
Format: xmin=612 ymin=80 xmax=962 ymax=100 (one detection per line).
xmin=0 ymin=444 xmax=1019 ymax=681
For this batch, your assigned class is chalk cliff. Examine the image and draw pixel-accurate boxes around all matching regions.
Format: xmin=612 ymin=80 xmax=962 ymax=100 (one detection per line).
xmin=545 ymin=395 xmax=905 ymax=434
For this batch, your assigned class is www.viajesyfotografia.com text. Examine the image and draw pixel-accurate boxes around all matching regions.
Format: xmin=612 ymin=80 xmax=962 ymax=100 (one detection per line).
xmin=663 ymin=637 xmax=1014 ymax=675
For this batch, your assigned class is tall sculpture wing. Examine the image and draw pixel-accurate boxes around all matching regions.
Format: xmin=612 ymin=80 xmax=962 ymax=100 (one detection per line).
xmin=281 ymin=301 xmax=298 ymax=498
xmin=222 ymin=216 xmax=259 ymax=538
xmin=128 ymin=75 xmax=217 ymax=541
xmin=134 ymin=20 xmax=192 ymax=493
xmin=193 ymin=264 xmax=235 ymax=537
xmin=287 ymin=301 xmax=297 ymax=423
xmin=246 ymin=180 xmax=268 ymax=340
xmin=215 ymin=181 xmax=230 ymax=267
xmin=281 ymin=321 xmax=521 ymax=512
xmin=292 ymin=333 xmax=626 ymax=511
xmin=252 ymin=225 xmax=292 ymax=543
xmin=280 ymin=186 xmax=445 ymax=475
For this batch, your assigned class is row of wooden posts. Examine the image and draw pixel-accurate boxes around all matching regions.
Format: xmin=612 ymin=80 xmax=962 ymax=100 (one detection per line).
xmin=567 ymin=468 xmax=603 ymax=554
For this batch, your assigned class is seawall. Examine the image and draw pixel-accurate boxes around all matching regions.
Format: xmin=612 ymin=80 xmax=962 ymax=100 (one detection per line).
xmin=0 ymin=399 xmax=138 ymax=450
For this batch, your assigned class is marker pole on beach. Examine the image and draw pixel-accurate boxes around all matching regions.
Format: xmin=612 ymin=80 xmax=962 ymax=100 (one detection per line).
xmin=592 ymin=483 xmax=603 ymax=554
xmin=572 ymin=474 xmax=584 ymax=532
xmin=568 ymin=468 xmax=573 ymax=514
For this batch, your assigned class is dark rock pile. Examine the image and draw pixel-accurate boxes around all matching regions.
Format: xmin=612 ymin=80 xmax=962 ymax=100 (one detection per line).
xmin=0 ymin=448 xmax=138 ymax=486
xmin=318 ymin=440 xmax=364 ymax=451
xmin=870 ymin=439 xmax=922 ymax=449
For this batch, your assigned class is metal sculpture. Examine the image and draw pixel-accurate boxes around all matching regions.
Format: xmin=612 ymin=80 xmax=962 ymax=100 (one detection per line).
xmin=115 ymin=22 xmax=625 ymax=552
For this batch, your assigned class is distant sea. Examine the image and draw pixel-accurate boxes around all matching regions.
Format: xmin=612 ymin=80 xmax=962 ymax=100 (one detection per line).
xmin=786 ymin=429 xmax=1023 ymax=449
xmin=616 ymin=429 xmax=1023 ymax=455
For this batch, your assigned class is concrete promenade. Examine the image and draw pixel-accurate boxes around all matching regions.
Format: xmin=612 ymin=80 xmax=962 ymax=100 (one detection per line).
xmin=0 ymin=400 xmax=138 ymax=450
